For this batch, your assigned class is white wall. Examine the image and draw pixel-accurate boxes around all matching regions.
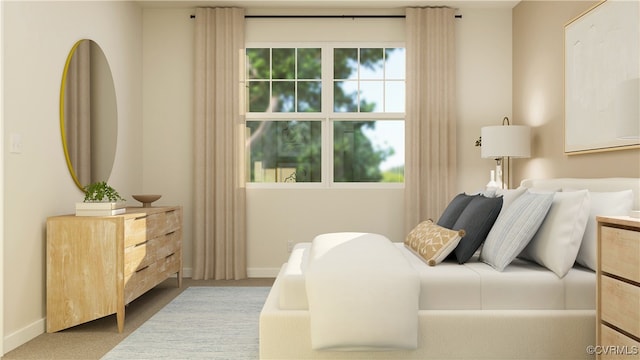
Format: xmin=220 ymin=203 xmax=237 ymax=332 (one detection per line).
xmin=141 ymin=6 xmax=513 ymax=277
xmin=2 ymin=0 xmax=143 ymax=353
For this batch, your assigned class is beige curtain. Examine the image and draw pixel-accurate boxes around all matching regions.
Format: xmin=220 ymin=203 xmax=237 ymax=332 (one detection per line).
xmin=193 ymin=7 xmax=247 ymax=280
xmin=65 ymin=40 xmax=91 ymax=186
xmin=404 ymin=7 xmax=458 ymax=234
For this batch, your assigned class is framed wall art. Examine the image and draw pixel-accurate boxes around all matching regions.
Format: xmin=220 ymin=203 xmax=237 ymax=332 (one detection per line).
xmin=564 ymin=0 xmax=639 ymax=154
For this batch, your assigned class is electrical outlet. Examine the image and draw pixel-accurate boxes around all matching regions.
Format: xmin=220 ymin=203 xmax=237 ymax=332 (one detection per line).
xmin=287 ymin=240 xmax=294 ymax=252
xmin=10 ymin=133 xmax=22 ymax=154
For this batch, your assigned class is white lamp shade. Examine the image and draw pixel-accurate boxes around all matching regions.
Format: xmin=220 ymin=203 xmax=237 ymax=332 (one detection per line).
xmin=481 ymin=125 xmax=531 ymax=158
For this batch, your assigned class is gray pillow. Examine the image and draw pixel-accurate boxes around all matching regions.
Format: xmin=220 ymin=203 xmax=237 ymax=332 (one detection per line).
xmin=481 ymin=191 xmax=554 ymax=271
xmin=436 ymin=193 xmax=477 ymax=229
xmin=451 ymin=195 xmax=503 ymax=264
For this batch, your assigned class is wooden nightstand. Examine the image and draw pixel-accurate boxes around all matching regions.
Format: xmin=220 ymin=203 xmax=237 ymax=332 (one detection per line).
xmin=596 ymin=216 xmax=640 ymax=359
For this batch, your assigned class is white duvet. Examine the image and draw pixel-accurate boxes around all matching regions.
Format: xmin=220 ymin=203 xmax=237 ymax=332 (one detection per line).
xmin=305 ymin=232 xmax=420 ymax=351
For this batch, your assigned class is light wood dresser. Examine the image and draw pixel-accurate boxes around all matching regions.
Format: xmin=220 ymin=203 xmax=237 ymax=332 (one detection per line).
xmin=46 ymin=206 xmax=182 ymax=333
xmin=596 ymin=216 xmax=640 ymax=359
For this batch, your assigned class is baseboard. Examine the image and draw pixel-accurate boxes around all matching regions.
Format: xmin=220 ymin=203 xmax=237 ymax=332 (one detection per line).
xmin=3 ymin=317 xmax=45 ymax=355
xmin=3 ymin=268 xmax=196 ymax=356
xmin=181 ymin=266 xmax=193 ymax=279
xmin=180 ymin=267 xmax=278 ymax=279
xmin=247 ymin=267 xmax=280 ymax=278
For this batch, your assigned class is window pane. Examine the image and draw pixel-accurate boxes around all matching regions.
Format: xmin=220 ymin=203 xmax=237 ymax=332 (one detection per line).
xmin=334 ymin=81 xmax=358 ymax=112
xmin=272 ymin=48 xmax=295 ymax=79
xmin=359 ymin=81 xmax=383 ymax=112
xmin=334 ymin=48 xmax=358 ymax=80
xmin=385 ymin=48 xmax=405 ymax=79
xmin=248 ymin=81 xmax=270 ymax=112
xmin=359 ymin=48 xmax=384 ymax=80
xmin=247 ymin=121 xmax=322 ymax=182
xmin=272 ymin=81 xmax=295 ymax=112
xmin=334 ymin=121 xmax=404 ymax=182
xmin=298 ymin=81 xmax=321 ymax=112
xmin=246 ymin=48 xmax=270 ymax=79
xmin=385 ymin=81 xmax=405 ymax=112
xmin=298 ymin=48 xmax=321 ymax=79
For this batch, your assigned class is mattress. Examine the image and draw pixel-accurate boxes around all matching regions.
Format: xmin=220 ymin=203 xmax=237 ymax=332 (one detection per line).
xmin=279 ymin=242 xmax=595 ymax=311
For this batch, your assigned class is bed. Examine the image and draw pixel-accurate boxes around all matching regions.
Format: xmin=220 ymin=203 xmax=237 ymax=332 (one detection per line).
xmin=259 ymin=178 xmax=640 ymax=359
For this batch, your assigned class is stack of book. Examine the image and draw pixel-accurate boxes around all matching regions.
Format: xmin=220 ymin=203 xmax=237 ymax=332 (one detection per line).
xmin=75 ymin=202 xmax=127 ymax=216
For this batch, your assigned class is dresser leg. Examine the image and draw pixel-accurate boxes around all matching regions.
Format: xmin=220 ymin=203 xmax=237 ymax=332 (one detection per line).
xmin=177 ymin=270 xmax=183 ymax=288
xmin=117 ymin=309 xmax=124 ymax=333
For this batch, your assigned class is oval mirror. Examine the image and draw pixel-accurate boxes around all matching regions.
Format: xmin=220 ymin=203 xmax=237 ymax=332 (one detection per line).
xmin=60 ymin=39 xmax=117 ymax=191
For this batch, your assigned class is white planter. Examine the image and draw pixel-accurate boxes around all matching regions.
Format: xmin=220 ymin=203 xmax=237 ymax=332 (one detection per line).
xmin=75 ymin=201 xmax=126 ymax=216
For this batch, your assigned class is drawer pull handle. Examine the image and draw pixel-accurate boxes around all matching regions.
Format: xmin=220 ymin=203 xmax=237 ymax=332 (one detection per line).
xmin=166 ymin=253 xmax=175 ymax=259
xmin=136 ymin=265 xmax=150 ymax=273
xmin=166 ymin=231 xmax=176 ymax=236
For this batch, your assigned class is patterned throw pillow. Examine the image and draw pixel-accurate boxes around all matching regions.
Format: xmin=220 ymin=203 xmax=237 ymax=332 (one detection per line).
xmin=405 ymin=219 xmax=466 ymax=266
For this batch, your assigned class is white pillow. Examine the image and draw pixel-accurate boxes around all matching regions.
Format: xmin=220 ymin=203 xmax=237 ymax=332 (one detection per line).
xmin=571 ymin=190 xmax=632 ymax=271
xmin=495 ymin=187 xmax=526 ymax=211
xmin=519 ymin=190 xmax=591 ymax=277
xmin=482 ymin=187 xmax=526 ymax=217
xmin=481 ymin=191 xmax=554 ymax=271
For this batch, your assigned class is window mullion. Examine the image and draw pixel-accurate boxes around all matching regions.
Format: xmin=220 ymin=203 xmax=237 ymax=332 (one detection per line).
xmin=322 ymin=45 xmax=333 ymax=186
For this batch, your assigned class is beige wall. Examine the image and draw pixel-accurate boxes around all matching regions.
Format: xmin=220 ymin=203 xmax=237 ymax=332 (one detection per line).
xmin=2 ymin=0 xmax=143 ymax=353
xmin=513 ymin=0 xmax=640 ymax=181
xmin=142 ymin=8 xmax=196 ymax=274
xmin=9 ymin=1 xmax=632 ymax=354
xmin=141 ymin=6 xmax=514 ymax=277
xmin=456 ymin=7 xmax=513 ymax=191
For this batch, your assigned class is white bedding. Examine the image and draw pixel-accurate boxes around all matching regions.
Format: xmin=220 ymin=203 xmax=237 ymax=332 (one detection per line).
xmin=282 ymin=243 xmax=595 ymax=311
xmin=261 ymin=178 xmax=639 ymax=359
xmin=305 ymin=233 xmax=420 ymax=351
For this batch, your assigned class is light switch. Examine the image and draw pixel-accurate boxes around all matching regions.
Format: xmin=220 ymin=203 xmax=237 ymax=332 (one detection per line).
xmin=9 ymin=133 xmax=22 ymax=154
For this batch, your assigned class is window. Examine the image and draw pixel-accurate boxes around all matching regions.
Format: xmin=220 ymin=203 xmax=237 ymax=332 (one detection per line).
xmin=246 ymin=48 xmax=322 ymax=112
xmin=245 ymin=45 xmax=405 ymax=185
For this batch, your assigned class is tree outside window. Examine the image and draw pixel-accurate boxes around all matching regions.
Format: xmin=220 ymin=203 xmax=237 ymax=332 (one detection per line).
xmin=245 ymin=46 xmax=405 ymax=184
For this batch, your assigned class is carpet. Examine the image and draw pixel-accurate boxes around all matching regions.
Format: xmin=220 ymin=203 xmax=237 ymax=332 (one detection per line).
xmin=101 ymin=286 xmax=271 ymax=360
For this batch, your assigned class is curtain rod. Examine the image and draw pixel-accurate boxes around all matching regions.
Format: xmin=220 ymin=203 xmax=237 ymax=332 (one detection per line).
xmin=189 ymin=14 xmax=462 ymax=19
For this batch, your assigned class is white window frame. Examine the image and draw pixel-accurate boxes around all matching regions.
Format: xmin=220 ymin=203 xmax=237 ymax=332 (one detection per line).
xmin=245 ymin=42 xmax=405 ymax=189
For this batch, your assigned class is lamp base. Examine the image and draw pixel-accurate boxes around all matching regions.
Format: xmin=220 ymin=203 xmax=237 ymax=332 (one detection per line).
xmin=495 ymin=163 xmax=504 ymax=189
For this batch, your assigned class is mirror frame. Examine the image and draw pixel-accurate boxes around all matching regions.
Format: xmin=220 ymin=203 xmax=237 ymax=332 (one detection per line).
xmin=60 ymin=40 xmax=84 ymax=190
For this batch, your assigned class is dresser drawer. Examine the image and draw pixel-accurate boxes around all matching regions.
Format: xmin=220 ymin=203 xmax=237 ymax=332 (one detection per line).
xmin=599 ymin=324 xmax=640 ymax=359
xmin=124 ymin=251 xmax=181 ymax=304
xmin=601 ymin=226 xmax=640 ymax=283
xmin=124 ymin=261 xmax=156 ymax=304
xmin=124 ymin=230 xmax=182 ymax=276
xmin=165 ymin=209 xmax=182 ymax=234
xmin=155 ymin=230 xmax=182 ymax=259
xmin=601 ymin=275 xmax=640 ymax=339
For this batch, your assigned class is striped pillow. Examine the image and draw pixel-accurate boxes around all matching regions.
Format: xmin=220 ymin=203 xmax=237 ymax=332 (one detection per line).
xmin=481 ymin=191 xmax=554 ymax=271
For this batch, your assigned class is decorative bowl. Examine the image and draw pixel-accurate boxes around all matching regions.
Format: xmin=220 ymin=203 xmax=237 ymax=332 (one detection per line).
xmin=132 ymin=194 xmax=161 ymax=208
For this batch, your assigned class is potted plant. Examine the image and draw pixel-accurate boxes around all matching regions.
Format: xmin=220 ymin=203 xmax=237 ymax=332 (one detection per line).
xmin=76 ymin=181 xmax=126 ymax=216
